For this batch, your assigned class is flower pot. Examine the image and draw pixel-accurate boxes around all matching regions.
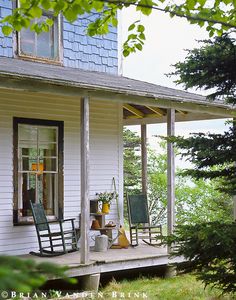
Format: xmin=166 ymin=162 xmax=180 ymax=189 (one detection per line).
xmin=102 ymin=203 xmax=110 ymax=214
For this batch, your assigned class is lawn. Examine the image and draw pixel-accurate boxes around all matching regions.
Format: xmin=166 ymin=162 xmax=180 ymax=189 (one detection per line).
xmin=96 ymin=274 xmax=234 ymax=300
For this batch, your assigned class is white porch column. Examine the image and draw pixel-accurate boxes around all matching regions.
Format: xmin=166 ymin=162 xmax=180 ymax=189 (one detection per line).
xmin=167 ymin=109 xmax=175 ymax=236
xmin=80 ymin=96 xmax=90 ymax=264
xmin=141 ymin=124 xmax=148 ymax=194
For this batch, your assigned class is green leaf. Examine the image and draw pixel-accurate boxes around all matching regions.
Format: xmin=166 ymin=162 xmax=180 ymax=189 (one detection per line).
xmin=46 ymin=18 xmax=54 ymax=27
xmin=135 ymin=43 xmax=143 ymax=51
xmin=112 ymin=17 xmax=118 ymax=27
xmin=13 ymin=21 xmax=22 ymax=31
xmin=71 ymin=3 xmax=84 ymax=16
xmin=137 ymin=24 xmax=145 ymax=32
xmin=199 ymin=21 xmax=204 ymax=27
xmin=20 ymin=18 xmax=30 ymax=28
xmin=128 ymin=23 xmax=135 ymax=31
xmin=29 ymin=6 xmax=42 ymax=18
xmin=198 ymin=0 xmax=207 ymax=6
xmin=123 ymin=49 xmax=130 ymax=57
xmin=52 ymin=0 xmax=66 ymax=15
xmin=19 ymin=0 xmax=31 ymax=9
xmin=41 ymin=0 xmax=51 ymax=10
xmin=2 ymin=25 xmax=12 ymax=36
xmin=136 ymin=0 xmax=152 ymax=15
xmin=64 ymin=7 xmax=78 ymax=22
xmin=209 ymin=30 xmax=214 ymax=37
xmin=139 ymin=33 xmax=146 ymax=40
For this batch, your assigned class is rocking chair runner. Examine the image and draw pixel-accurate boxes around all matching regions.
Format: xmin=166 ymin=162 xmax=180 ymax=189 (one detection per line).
xmin=126 ymin=194 xmax=163 ymax=246
xmin=30 ymin=201 xmax=79 ymax=257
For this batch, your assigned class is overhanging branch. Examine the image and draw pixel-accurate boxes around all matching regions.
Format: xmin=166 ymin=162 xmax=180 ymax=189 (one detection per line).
xmin=97 ymin=0 xmax=236 ymax=29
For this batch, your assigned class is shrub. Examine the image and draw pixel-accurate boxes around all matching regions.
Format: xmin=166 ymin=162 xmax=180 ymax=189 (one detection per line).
xmin=163 ymin=222 xmax=236 ymax=294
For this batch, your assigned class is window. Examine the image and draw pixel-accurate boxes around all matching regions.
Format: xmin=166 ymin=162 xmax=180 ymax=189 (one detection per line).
xmin=13 ymin=118 xmax=64 ymax=225
xmin=18 ymin=12 xmax=61 ymax=62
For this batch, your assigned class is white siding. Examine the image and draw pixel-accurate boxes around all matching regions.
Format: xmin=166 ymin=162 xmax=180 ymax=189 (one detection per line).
xmin=0 ymin=90 xmax=122 ymax=255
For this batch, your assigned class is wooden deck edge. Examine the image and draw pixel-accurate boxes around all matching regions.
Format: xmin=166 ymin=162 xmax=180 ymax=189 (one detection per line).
xmin=66 ymin=255 xmax=184 ymax=277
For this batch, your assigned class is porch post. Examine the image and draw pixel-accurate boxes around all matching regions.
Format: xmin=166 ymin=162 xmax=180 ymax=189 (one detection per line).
xmin=167 ymin=109 xmax=175 ymax=238
xmin=80 ymin=96 xmax=90 ymax=264
xmin=234 ymin=196 xmax=236 ymax=221
xmin=233 ymin=119 xmax=236 ymax=221
xmin=141 ymin=124 xmax=148 ymax=194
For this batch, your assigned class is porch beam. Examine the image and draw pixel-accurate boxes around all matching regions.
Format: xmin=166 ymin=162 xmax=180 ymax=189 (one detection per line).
xmin=123 ymin=104 xmax=144 ymax=118
xmin=141 ymin=124 xmax=148 ymax=194
xmin=146 ymin=106 xmax=166 ymax=116
xmin=80 ymin=96 xmax=90 ymax=264
xmin=176 ymin=110 xmax=187 ymax=115
xmin=0 ymin=78 xmax=235 ymax=118
xmin=167 ymin=109 xmax=175 ymax=238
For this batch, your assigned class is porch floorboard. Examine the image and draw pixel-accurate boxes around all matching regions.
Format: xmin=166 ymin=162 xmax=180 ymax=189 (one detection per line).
xmin=21 ymin=244 xmax=182 ymax=278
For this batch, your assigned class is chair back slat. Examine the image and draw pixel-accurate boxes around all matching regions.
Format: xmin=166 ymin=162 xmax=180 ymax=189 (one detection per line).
xmin=127 ymin=194 xmax=149 ymax=224
xmin=30 ymin=201 xmax=49 ymax=231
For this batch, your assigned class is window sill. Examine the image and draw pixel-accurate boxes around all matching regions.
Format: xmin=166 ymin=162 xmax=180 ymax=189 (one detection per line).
xmin=17 ymin=55 xmax=63 ymax=66
xmin=14 ymin=215 xmax=58 ymax=226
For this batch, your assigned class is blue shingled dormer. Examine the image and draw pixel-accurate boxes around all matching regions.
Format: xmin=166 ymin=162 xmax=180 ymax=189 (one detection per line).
xmin=0 ymin=0 xmax=118 ymax=74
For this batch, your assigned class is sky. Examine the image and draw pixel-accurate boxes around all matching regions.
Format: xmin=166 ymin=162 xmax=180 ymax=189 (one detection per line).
xmin=120 ymin=8 xmax=230 ymax=161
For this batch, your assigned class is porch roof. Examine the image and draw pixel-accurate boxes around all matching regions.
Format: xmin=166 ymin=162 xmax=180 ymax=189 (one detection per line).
xmin=0 ymin=57 xmax=235 ymax=122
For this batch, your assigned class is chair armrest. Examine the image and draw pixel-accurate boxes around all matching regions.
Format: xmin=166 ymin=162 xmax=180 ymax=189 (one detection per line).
xmin=136 ymin=225 xmax=162 ymax=230
xmin=36 ymin=221 xmax=51 ymax=225
xmin=61 ymin=218 xmax=76 ymax=222
xmin=47 ymin=218 xmax=75 ymax=224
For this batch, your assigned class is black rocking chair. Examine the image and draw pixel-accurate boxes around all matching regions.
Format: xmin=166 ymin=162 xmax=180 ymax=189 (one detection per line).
xmin=30 ymin=201 xmax=79 ymax=257
xmin=126 ymin=194 xmax=163 ymax=246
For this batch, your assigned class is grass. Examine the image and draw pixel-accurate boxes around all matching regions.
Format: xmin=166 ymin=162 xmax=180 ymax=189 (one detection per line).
xmin=96 ymin=274 xmax=235 ymax=300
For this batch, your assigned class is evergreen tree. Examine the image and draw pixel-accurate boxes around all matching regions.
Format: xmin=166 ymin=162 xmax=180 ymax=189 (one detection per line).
xmin=123 ymin=128 xmax=142 ymax=192
xmin=170 ymin=35 xmax=236 ymax=104
xmin=170 ymin=35 xmax=236 ymax=195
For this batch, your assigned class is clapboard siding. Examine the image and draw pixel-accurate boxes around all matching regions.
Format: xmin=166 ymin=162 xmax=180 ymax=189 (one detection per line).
xmin=0 ymin=90 xmax=122 ymax=255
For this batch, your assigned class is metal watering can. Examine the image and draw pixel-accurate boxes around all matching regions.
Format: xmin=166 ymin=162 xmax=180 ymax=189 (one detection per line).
xmin=94 ymin=234 xmax=113 ymax=252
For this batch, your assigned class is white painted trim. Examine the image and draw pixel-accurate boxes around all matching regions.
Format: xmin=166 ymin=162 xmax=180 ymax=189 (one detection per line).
xmin=167 ymin=109 xmax=175 ymax=238
xmin=117 ymin=10 xmax=123 ymax=76
xmin=141 ymin=124 xmax=147 ymax=194
xmin=118 ymin=102 xmax=124 ymax=224
xmin=80 ymin=96 xmax=90 ymax=264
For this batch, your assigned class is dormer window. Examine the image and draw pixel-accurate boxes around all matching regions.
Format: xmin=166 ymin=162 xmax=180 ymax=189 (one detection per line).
xmin=17 ymin=12 xmax=61 ymax=63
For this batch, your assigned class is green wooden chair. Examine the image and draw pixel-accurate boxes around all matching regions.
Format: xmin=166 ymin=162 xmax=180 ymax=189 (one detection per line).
xmin=30 ymin=201 xmax=79 ymax=257
xmin=126 ymin=194 xmax=163 ymax=246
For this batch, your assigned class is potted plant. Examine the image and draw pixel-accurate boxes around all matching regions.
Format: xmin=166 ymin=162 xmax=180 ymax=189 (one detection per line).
xmin=96 ymin=191 xmax=118 ymax=214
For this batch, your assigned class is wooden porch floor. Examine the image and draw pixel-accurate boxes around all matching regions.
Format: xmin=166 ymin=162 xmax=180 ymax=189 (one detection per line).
xmin=21 ymin=244 xmax=182 ymax=277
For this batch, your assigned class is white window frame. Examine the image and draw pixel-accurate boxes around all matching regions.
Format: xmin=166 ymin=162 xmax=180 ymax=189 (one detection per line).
xmin=15 ymin=1 xmax=63 ymax=64
xmin=13 ymin=118 xmax=64 ymax=225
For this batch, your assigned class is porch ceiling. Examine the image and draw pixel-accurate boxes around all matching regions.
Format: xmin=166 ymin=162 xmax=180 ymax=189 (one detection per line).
xmin=122 ymin=104 xmax=228 ymax=125
xmin=0 ymin=57 xmax=235 ymax=122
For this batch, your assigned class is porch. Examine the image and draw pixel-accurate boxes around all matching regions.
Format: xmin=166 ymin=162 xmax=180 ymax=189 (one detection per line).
xmin=21 ymin=243 xmax=181 ymax=278
xmin=0 ymin=57 xmax=235 ymax=261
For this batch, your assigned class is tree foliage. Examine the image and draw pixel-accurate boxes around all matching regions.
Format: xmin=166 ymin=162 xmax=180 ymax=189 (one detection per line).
xmin=170 ymin=35 xmax=236 ymax=104
xmin=164 ymin=222 xmax=236 ymax=294
xmin=123 ymin=128 xmax=142 ymax=192
xmin=172 ymin=124 xmax=236 ymax=195
xmin=0 ymin=256 xmax=74 ymax=298
xmin=169 ymin=35 xmax=236 ymax=195
xmin=0 ymin=0 xmax=235 ymax=56
xmin=165 ymin=33 xmax=236 ymax=295
xmin=148 ymin=145 xmax=232 ymax=225
xmin=123 ymin=130 xmax=232 ymax=225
